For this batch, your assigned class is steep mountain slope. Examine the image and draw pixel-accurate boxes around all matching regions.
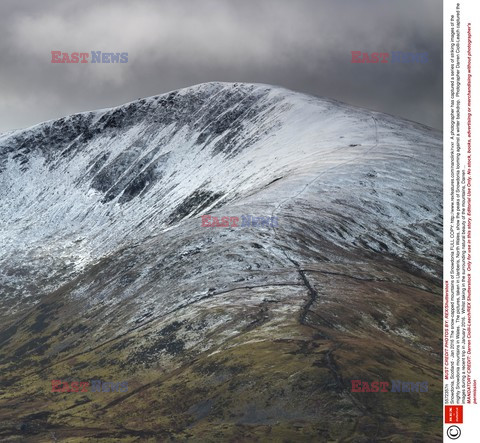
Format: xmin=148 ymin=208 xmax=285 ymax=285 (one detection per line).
xmin=0 ymin=82 xmax=442 ymax=441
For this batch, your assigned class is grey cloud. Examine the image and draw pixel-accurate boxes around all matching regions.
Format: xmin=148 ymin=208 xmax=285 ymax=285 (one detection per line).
xmin=0 ymin=0 xmax=442 ymax=132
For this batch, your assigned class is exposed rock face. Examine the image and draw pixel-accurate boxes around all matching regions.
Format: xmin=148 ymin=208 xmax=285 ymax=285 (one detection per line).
xmin=0 ymin=82 xmax=442 ymax=441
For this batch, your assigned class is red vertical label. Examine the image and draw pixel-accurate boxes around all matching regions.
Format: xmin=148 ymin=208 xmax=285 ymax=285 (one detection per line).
xmin=445 ymin=405 xmax=463 ymax=423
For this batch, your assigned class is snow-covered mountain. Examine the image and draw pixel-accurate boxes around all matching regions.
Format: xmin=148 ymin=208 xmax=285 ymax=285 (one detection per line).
xmin=0 ymin=83 xmax=442 ymax=441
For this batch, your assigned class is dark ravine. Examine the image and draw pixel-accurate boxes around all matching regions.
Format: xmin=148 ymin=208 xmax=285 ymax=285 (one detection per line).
xmin=0 ymin=82 xmax=442 ymax=441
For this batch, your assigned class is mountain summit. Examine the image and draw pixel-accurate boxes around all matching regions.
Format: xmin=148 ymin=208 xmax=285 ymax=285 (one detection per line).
xmin=0 ymin=83 xmax=442 ymax=441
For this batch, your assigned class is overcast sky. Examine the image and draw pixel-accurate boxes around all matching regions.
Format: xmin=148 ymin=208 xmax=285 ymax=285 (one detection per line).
xmin=0 ymin=0 xmax=442 ymax=133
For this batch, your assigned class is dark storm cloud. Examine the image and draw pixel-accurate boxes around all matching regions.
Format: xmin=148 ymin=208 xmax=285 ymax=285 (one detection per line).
xmin=0 ymin=0 xmax=442 ymax=132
